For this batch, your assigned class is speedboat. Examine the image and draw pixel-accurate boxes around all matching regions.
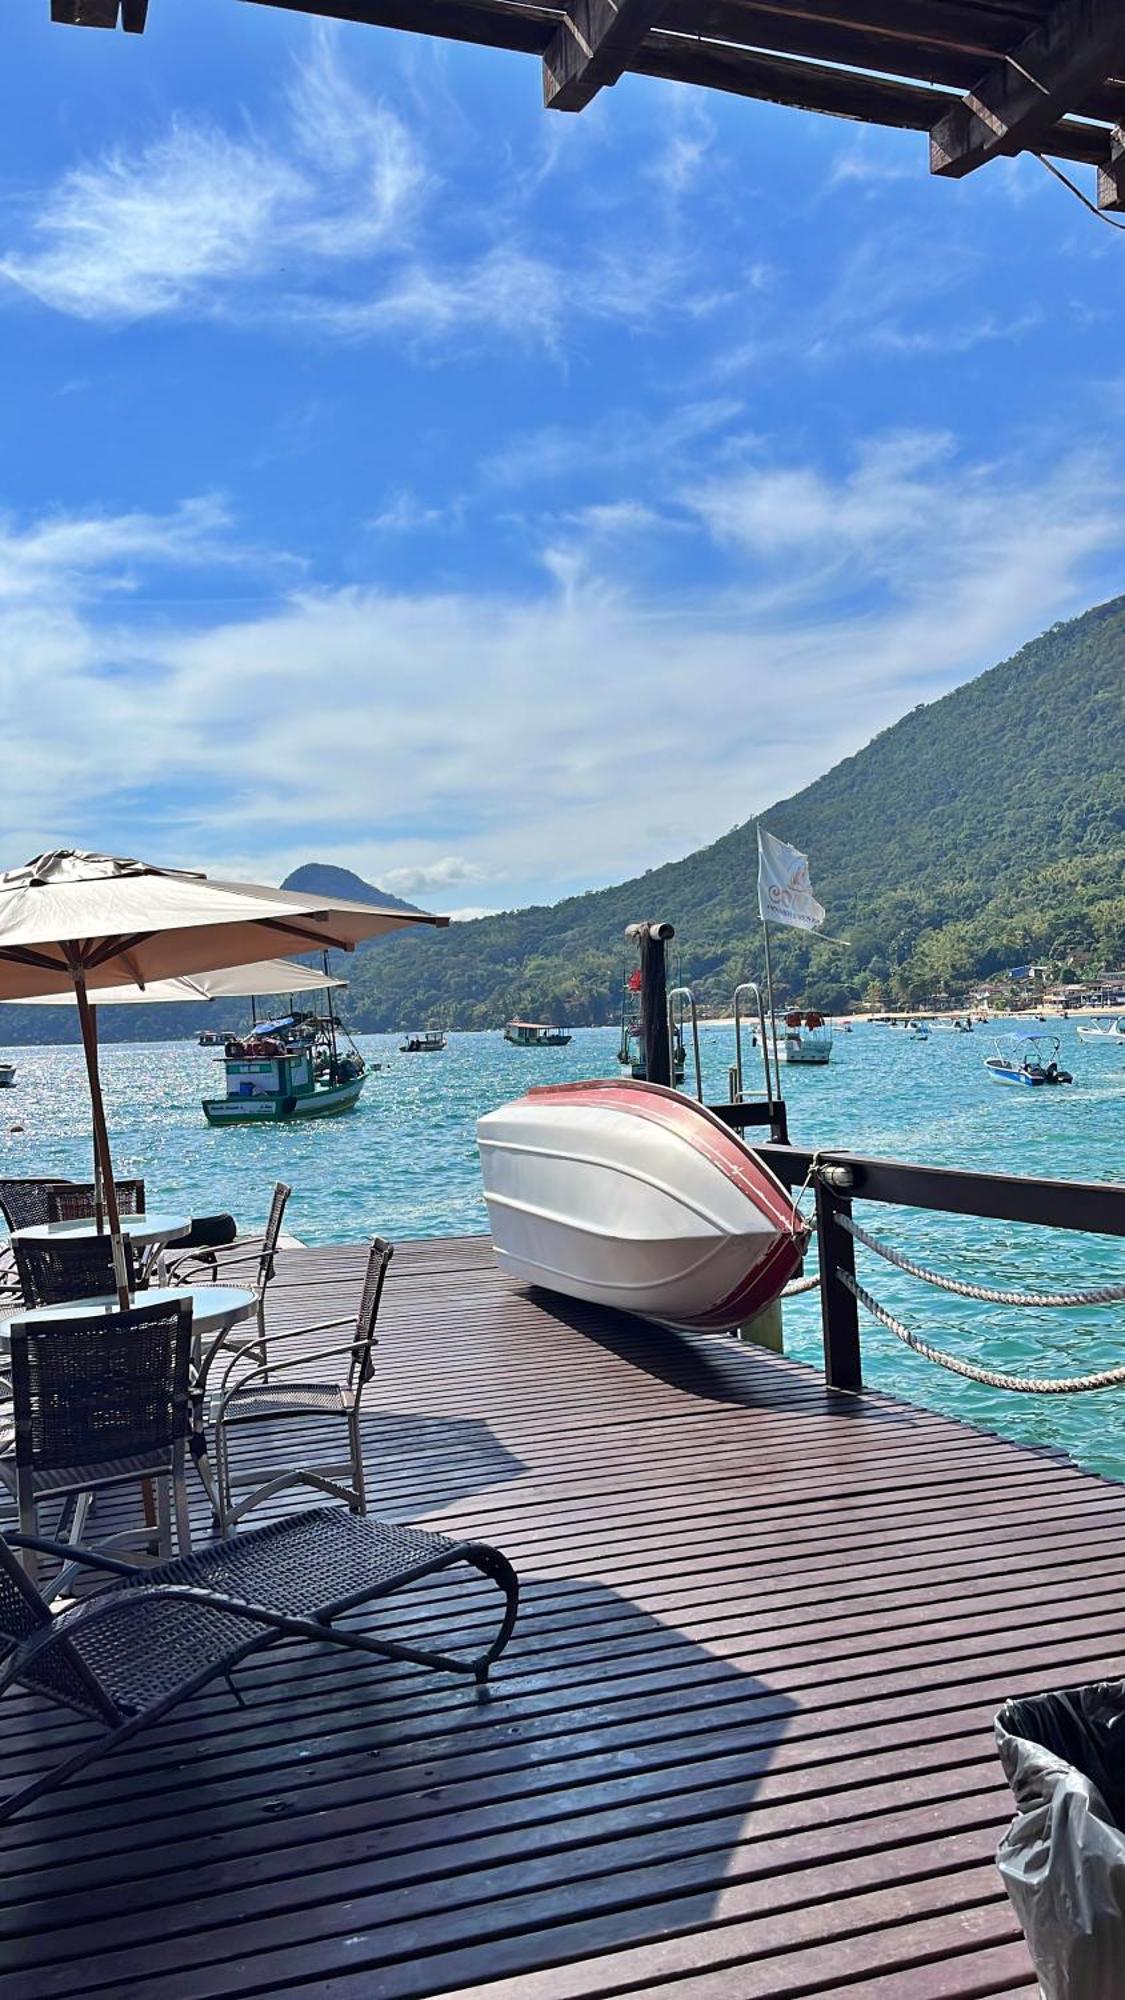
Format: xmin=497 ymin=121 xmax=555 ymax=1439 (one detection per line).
xmin=779 ymin=1011 xmax=833 ymax=1065
xmin=477 ymin=1077 xmax=808 ymax=1331
xmin=907 ymin=1021 xmax=930 ymax=1041
xmin=984 ymin=1034 xmax=1073 ymax=1088
xmin=1076 ymin=1017 xmax=1125 ymax=1042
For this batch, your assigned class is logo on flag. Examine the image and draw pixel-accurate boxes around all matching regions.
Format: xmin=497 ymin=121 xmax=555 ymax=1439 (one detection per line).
xmin=757 ymin=825 xmax=825 ymax=934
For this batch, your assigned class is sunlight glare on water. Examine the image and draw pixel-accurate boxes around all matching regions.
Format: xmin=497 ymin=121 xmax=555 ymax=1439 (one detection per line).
xmin=2 ymin=1019 xmax=1123 ymax=1479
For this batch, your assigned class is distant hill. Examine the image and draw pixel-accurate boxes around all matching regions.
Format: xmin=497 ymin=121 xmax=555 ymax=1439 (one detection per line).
xmin=280 ymin=863 xmax=423 ymax=917
xmin=334 ymin=593 xmax=1125 ymax=1029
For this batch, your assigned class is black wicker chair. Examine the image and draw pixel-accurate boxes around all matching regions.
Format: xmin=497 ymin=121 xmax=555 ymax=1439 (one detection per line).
xmin=0 ymin=1503 xmax=519 ymax=1820
xmin=206 ymin=1237 xmax=393 ymax=1534
xmin=12 ymin=1233 xmax=138 ymax=1309
xmin=0 ymin=1181 xmax=75 ymax=1304
xmin=0 ymin=1296 xmax=193 ymax=1594
xmin=47 ymin=1180 xmax=146 ymax=1221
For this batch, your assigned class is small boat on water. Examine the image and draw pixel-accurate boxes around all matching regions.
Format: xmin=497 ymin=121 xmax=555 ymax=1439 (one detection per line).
xmin=0 ymin=1061 xmax=15 ymax=1088
xmin=907 ymin=1021 xmax=930 ymax=1041
xmin=984 ymin=1033 xmax=1073 ymax=1088
xmin=478 ymin=1078 xmax=808 ymax=1331
xmin=202 ymin=1011 xmax=367 ymax=1123
xmin=779 ymin=1011 xmax=833 ymax=1065
xmin=197 ymin=1027 xmax=233 ymax=1046
xmin=1076 ymin=1016 xmax=1125 ymax=1042
xmin=618 ymin=1021 xmax=686 ymax=1083
xmin=400 ymin=1030 xmax=447 ymax=1053
xmin=504 ymin=1021 xmax=572 ymax=1048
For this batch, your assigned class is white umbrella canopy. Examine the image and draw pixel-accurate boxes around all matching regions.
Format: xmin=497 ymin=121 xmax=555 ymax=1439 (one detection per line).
xmin=0 ymin=851 xmax=443 ymax=1000
xmin=0 ymin=850 xmax=446 ymax=1303
xmin=12 ymin=956 xmax=347 ymax=1006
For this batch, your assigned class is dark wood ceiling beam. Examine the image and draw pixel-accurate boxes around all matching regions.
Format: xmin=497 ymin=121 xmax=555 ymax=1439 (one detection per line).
xmin=51 ymin=0 xmax=121 ymax=25
xmin=688 ymin=2 xmax=1125 ymax=122
xmin=544 ymin=0 xmax=666 ymax=109
xmin=633 ymin=28 xmax=1113 ymax=162
xmin=238 ymin=0 xmax=557 ymax=55
xmin=930 ymin=0 xmax=1125 ymax=176
xmin=1097 ymin=123 xmax=1125 ymax=205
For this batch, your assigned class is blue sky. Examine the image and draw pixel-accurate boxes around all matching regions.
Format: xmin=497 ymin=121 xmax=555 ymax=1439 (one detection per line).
xmin=1 ymin=3 xmax=1122 ymax=916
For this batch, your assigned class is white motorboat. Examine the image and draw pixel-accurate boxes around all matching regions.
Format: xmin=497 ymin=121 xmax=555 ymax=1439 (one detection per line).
xmin=477 ymin=1077 xmax=808 ymax=1331
xmin=1076 ymin=1017 xmax=1125 ymax=1042
xmin=0 ymin=1061 xmax=14 ymax=1088
xmin=779 ymin=1011 xmax=833 ymax=1065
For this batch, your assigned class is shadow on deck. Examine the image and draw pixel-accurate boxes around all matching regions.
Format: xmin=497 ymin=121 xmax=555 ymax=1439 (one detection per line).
xmin=3 ymin=1232 xmax=1122 ymax=1998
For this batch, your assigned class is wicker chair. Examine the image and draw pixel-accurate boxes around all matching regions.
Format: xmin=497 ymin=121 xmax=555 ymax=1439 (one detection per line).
xmin=0 ymin=1180 xmax=75 ymax=1232
xmin=207 ymin=1237 xmax=393 ymax=1535
xmin=0 ymin=1296 xmax=193 ymax=1594
xmin=47 ymin=1180 xmax=146 ymax=1222
xmin=0 ymin=1503 xmax=519 ymax=1820
xmin=12 ymin=1233 xmax=138 ymax=1309
xmin=0 ymin=1181 xmax=74 ymax=1304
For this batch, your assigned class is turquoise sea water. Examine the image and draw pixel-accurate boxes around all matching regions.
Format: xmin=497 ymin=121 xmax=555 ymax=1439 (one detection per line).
xmin=3 ymin=1020 xmax=1124 ymax=1479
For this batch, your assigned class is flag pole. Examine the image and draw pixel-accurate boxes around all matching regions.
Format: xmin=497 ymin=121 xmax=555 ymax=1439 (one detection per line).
xmin=761 ymin=916 xmax=782 ymax=1093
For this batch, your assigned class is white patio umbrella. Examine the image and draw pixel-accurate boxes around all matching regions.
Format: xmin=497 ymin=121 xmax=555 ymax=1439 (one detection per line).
xmin=12 ymin=955 xmax=347 ymax=1007
xmin=0 ymin=850 xmax=447 ymax=1305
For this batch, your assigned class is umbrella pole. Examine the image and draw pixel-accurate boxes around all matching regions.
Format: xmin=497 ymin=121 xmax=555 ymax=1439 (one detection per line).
xmin=72 ymin=974 xmax=130 ymax=1312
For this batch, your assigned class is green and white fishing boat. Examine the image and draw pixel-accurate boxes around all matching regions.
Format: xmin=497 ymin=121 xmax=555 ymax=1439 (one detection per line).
xmin=202 ymin=1009 xmax=368 ymax=1124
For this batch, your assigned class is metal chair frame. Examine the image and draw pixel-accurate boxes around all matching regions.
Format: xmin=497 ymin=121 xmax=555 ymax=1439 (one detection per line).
xmin=206 ymin=1238 xmax=393 ymax=1535
xmin=171 ymin=1181 xmax=291 ymax=1379
xmin=0 ymin=1504 xmax=519 ymax=1821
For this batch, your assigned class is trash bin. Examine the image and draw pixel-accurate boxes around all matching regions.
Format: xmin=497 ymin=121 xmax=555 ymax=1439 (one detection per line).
xmin=996 ymin=1682 xmax=1125 ymax=2000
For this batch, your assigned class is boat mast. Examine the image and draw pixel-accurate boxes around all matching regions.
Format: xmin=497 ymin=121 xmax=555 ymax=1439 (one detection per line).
xmin=323 ymin=951 xmax=340 ymax=1074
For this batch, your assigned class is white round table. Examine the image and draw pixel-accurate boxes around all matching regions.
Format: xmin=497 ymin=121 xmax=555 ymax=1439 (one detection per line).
xmin=12 ymin=1214 xmax=190 ymax=1251
xmin=1 ymin=1283 xmax=256 ymax=1348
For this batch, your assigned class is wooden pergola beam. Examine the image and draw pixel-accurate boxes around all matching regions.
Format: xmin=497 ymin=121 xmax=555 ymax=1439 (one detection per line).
xmin=50 ymin=0 xmax=148 ymax=25
xmin=543 ymin=0 xmax=665 ymax=111
xmin=929 ymin=0 xmax=1125 ymax=178
xmin=1098 ymin=126 xmax=1125 ymax=208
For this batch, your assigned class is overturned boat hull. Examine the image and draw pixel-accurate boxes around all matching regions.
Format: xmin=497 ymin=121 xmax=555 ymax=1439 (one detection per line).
xmin=478 ymin=1078 xmax=806 ymax=1331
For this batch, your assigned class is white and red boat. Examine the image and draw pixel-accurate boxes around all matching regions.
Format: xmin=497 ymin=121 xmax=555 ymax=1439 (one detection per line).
xmin=477 ymin=1077 xmax=807 ymax=1331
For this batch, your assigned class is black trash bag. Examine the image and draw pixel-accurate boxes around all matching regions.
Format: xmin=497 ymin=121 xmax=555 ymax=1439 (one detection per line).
xmin=996 ymin=1682 xmax=1125 ymax=1999
xmin=178 ymin=1213 xmax=238 ymax=1250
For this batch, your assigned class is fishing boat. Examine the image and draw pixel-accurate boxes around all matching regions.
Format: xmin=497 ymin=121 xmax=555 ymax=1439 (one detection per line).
xmin=202 ymin=1011 xmax=367 ymax=1123
xmin=1076 ymin=1016 xmax=1125 ymax=1042
xmin=0 ymin=1061 xmax=14 ymax=1088
xmin=400 ymin=1030 xmax=447 ymax=1053
xmin=617 ymin=970 xmax=685 ymax=1082
xmin=779 ymin=1012 xmax=833 ymax=1065
xmin=504 ymin=1021 xmax=572 ymax=1048
xmin=197 ymin=1027 xmax=232 ymax=1046
xmin=478 ymin=1078 xmax=808 ymax=1331
xmin=983 ymin=1033 xmax=1073 ymax=1088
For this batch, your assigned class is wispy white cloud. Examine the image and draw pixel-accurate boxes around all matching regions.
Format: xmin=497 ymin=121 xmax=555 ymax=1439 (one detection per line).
xmin=0 ymin=39 xmax=424 ymax=324
xmin=0 ymin=433 xmax=1118 ymax=905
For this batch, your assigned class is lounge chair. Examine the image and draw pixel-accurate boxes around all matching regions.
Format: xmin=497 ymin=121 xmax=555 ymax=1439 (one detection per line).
xmin=0 ymin=1504 xmax=519 ymax=1820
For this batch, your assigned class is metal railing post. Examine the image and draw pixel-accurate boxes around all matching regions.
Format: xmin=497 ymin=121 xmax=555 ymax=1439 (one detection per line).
xmin=815 ymin=1177 xmax=862 ymax=1391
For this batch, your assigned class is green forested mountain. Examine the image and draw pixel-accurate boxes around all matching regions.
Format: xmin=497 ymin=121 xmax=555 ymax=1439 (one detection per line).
xmin=1 ymin=593 xmax=1121 ymax=1045
xmin=332 ymin=592 xmax=1125 ymax=1027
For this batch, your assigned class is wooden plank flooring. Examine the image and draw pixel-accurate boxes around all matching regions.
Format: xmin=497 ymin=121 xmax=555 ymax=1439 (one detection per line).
xmin=4 ymin=1233 xmax=1123 ymax=1998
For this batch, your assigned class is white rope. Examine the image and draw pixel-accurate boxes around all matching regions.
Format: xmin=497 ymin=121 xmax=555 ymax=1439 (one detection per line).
xmin=838 ymin=1213 xmax=1125 ymax=1309
xmin=781 ymin=1272 xmax=821 ymax=1297
xmin=841 ymin=1271 xmax=1125 ymax=1394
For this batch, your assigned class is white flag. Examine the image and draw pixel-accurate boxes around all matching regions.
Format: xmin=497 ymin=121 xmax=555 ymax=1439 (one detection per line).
xmin=757 ymin=825 xmax=825 ymax=933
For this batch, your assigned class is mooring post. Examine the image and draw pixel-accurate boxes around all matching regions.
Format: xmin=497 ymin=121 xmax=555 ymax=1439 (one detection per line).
xmin=626 ymin=921 xmax=674 ymax=1087
xmin=815 ymin=1171 xmax=863 ymax=1391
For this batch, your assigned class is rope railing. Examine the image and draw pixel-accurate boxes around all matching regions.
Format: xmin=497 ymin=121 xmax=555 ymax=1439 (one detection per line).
xmin=781 ymin=1271 xmax=820 ymax=1298
xmin=838 ymin=1212 xmax=1125 ymax=1310
xmin=839 ymin=1269 xmax=1125 ymax=1395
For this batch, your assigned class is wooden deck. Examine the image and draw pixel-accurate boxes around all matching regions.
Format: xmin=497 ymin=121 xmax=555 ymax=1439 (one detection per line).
xmin=5 ymin=1231 xmax=1125 ymax=1998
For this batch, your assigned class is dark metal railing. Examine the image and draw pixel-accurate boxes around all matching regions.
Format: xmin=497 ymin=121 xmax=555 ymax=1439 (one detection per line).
xmin=709 ymin=1111 xmax=1125 ymax=1393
